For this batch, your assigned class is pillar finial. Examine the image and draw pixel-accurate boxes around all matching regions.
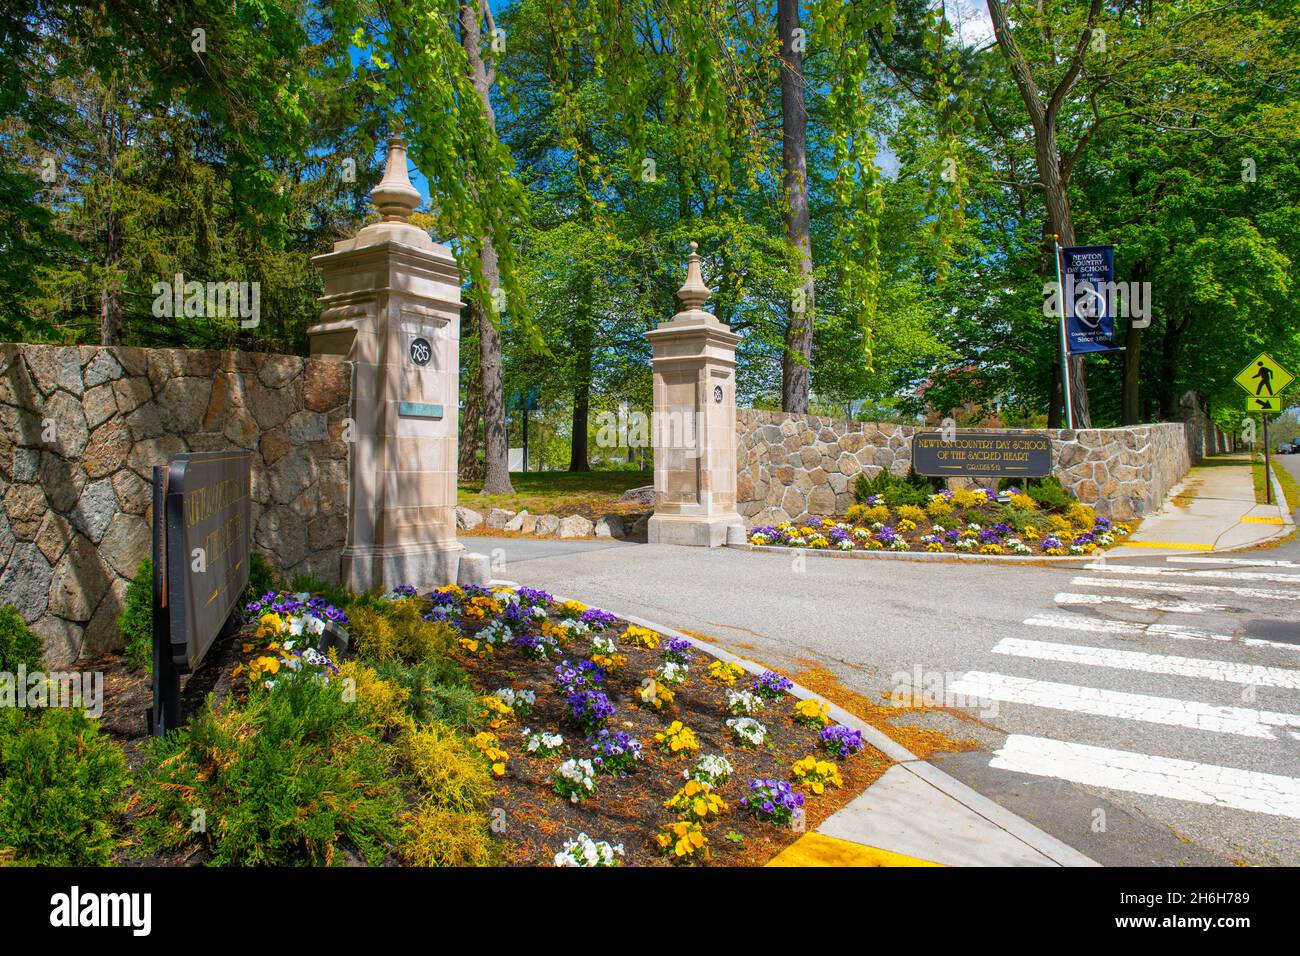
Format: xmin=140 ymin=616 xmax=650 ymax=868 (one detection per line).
xmin=370 ymin=135 xmax=421 ymax=223
xmin=676 ymin=240 xmax=711 ymax=310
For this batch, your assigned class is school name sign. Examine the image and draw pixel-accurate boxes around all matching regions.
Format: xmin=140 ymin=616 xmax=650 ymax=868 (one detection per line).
xmin=911 ymin=432 xmax=1053 ymax=480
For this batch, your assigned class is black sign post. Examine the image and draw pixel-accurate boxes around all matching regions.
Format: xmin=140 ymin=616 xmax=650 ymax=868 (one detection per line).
xmin=912 ymin=431 xmax=1053 ymax=481
xmin=151 ymin=451 xmax=253 ymax=736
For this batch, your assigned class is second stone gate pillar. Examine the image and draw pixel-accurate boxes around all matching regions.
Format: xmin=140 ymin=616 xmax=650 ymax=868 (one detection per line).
xmin=646 ymin=242 xmax=743 ymax=547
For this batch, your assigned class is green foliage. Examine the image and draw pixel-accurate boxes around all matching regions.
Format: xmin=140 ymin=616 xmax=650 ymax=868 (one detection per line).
xmin=854 ymin=468 xmax=931 ymax=507
xmin=349 ymin=599 xmax=457 ymax=664
xmin=1023 ymin=476 xmax=1078 ymax=514
xmin=996 ymin=504 xmax=1040 ymax=534
xmin=401 ymin=723 xmax=494 ymax=814
xmin=0 ymin=605 xmax=42 ymax=672
xmin=399 ymin=800 xmax=496 ymax=867
xmin=370 ymin=657 xmax=480 ymax=732
xmin=0 ymin=707 xmax=129 ymax=866
xmin=133 ymin=672 xmax=403 ymax=866
xmin=119 ymin=558 xmax=153 ymax=672
xmin=287 ymin=572 xmax=350 ymax=611
xmin=244 ymin=552 xmax=278 ymax=605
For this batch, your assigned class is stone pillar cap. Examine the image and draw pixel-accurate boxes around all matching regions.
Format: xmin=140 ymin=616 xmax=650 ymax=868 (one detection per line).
xmin=677 ymin=241 xmax=711 ymax=309
xmin=370 ymin=135 xmax=421 ymax=222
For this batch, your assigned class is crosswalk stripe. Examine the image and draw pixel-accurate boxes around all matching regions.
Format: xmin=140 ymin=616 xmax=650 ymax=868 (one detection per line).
xmin=1084 ymin=563 xmax=1300 ymax=585
xmin=1070 ymin=575 xmax=1300 ymax=602
xmin=1053 ymin=591 xmax=1226 ymax=613
xmin=1168 ymin=556 xmax=1300 ymax=569
xmin=951 ymin=671 xmax=1300 ymax=739
xmin=990 ymin=735 xmax=1300 ymax=820
xmin=1024 ymin=612 xmax=1300 ymax=654
xmin=992 ymin=637 xmax=1300 ymax=689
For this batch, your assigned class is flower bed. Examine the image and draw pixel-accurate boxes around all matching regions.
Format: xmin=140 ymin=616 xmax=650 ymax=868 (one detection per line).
xmin=428 ymin=584 xmax=890 ymax=865
xmin=748 ymin=487 xmax=1131 ymax=557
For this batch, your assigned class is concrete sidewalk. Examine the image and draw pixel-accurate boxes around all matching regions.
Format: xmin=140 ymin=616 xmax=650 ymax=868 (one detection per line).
xmin=1108 ymin=454 xmax=1292 ymax=557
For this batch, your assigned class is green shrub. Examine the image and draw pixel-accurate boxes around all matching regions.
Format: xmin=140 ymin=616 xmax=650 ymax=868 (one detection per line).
xmin=371 ymin=658 xmax=480 ymax=730
xmin=0 ymin=708 xmax=129 ymax=865
xmin=1024 ymin=475 xmax=1077 ymax=513
xmin=288 ymin=572 xmax=351 ymax=610
xmin=399 ymin=800 xmax=496 ymax=866
xmin=0 ymin=605 xmax=43 ymax=672
xmin=401 ymin=722 xmax=494 ymax=813
xmin=133 ymin=672 xmax=404 ymax=866
xmin=243 ymin=551 xmax=279 ymax=605
xmin=351 ymin=600 xmax=457 ymax=664
xmin=997 ymin=504 xmax=1040 ymax=533
xmin=853 ymin=469 xmax=930 ymax=507
xmin=118 ymin=558 xmax=153 ymax=672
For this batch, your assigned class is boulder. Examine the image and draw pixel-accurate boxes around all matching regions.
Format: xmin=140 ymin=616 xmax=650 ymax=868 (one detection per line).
xmin=594 ymin=515 xmax=624 ymax=539
xmin=503 ymin=509 xmax=529 ymax=532
xmin=486 ymin=508 xmax=517 ymax=529
xmin=455 ymin=506 xmax=484 ymax=530
xmin=558 ymin=515 xmax=595 ymax=539
xmin=534 ymin=514 xmax=561 ymax=536
xmin=618 ymin=484 xmax=656 ymax=506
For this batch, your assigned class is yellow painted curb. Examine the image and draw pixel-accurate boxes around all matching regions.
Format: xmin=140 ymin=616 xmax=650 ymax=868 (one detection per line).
xmin=1241 ymin=516 xmax=1285 ymax=525
xmin=1116 ymin=540 xmax=1214 ymax=551
xmin=766 ymin=831 xmax=943 ymax=867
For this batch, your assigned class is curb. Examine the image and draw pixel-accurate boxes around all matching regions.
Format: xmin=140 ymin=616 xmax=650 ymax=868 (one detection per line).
xmin=490 ymin=576 xmax=1099 ymax=868
xmin=727 ymin=542 xmax=1101 ymax=566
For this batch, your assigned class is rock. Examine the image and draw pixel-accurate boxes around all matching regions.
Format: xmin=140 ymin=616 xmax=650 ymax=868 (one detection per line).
xmin=83 ymin=383 xmax=119 ymax=429
xmin=39 ymin=452 xmax=87 ymax=513
xmin=255 ymin=505 xmax=309 ymax=568
xmin=629 ymin=514 xmax=650 ymax=536
xmin=455 ymin=506 xmax=484 ymax=530
xmin=112 ymin=376 xmax=152 ymax=416
xmin=82 ymin=576 xmax=129 ymax=657
xmin=594 ymin=515 xmax=624 ymax=539
xmin=43 ymin=390 xmax=90 ymax=458
xmin=558 ymin=515 xmax=594 ymax=538
xmin=285 ymin=409 xmax=328 ymax=444
xmin=25 ymin=346 xmax=84 ymax=396
xmin=618 ymin=484 xmax=657 ymax=505
xmin=83 ymin=350 xmax=124 ymax=389
xmin=0 ymin=510 xmax=14 ymax=567
xmin=519 ymin=513 xmax=538 ymax=533
xmin=112 ymin=468 xmax=151 ymax=515
xmin=157 ymin=376 xmax=214 ymax=433
xmin=267 ymin=447 xmax=317 ymax=504
xmin=457 ymin=552 xmax=492 ymax=586
xmin=304 ymin=360 xmax=351 ymax=412
xmin=99 ymin=512 xmax=150 ymax=577
xmin=31 ymin=615 xmax=83 ymax=670
xmin=503 ymin=509 xmax=529 ymax=532
xmin=126 ymin=434 xmax=187 ymax=480
xmin=260 ymin=428 xmax=293 ymax=465
xmin=257 ymin=354 xmax=301 ymax=389
xmin=248 ymin=379 xmax=295 ymax=430
xmin=534 ymin=514 xmax=561 ymax=536
xmin=48 ymin=533 xmax=111 ymax=622
xmin=3 ymin=482 xmax=47 ymax=538
xmin=83 ymin=419 xmax=132 ymax=479
xmin=10 ymin=448 xmax=39 ymax=483
xmin=34 ymin=512 xmax=75 ymax=564
xmin=0 ymin=541 xmax=53 ymax=621
xmin=486 ymin=508 xmax=517 ymax=529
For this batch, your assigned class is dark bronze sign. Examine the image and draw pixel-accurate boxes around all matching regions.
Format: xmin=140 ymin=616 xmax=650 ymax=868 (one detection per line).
xmin=163 ymin=451 xmax=252 ymax=670
xmin=911 ymin=431 xmax=1053 ymax=479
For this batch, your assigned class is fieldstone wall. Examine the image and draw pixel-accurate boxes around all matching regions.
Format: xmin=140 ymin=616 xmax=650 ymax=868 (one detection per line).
xmin=0 ymin=344 xmax=352 ymax=668
xmin=736 ymin=408 xmax=1230 ymax=526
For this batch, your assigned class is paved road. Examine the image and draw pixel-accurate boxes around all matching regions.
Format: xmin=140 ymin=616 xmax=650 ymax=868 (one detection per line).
xmin=467 ymin=531 xmax=1300 ymax=866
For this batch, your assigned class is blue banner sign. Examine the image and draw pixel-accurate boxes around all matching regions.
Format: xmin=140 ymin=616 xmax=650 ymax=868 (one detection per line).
xmin=1061 ymin=244 xmax=1121 ymax=354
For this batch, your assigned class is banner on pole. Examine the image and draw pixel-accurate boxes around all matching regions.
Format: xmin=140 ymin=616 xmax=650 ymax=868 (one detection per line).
xmin=1060 ymin=245 xmax=1121 ymax=354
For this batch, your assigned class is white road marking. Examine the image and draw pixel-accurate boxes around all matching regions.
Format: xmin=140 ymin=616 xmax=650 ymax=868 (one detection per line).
xmin=1053 ymin=591 xmax=1225 ymax=613
xmin=950 ymin=671 xmax=1300 ymax=739
xmin=1070 ymin=576 xmax=1300 ymax=603
xmin=992 ymin=637 xmax=1300 ymax=689
xmin=1084 ymin=563 xmax=1300 ymax=585
xmin=1024 ymin=612 xmax=1300 ymax=654
xmin=1168 ymin=557 xmax=1300 ymax=569
xmin=990 ymin=735 xmax=1300 ymax=819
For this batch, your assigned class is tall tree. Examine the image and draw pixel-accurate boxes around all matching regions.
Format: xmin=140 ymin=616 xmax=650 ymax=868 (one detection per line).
xmin=778 ymin=0 xmax=814 ymax=413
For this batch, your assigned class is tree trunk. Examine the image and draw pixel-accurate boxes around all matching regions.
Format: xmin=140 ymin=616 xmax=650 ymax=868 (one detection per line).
xmin=1158 ymin=318 xmax=1183 ymax=420
xmin=778 ymin=0 xmax=814 ymax=414
xmin=458 ymin=361 xmax=484 ymax=480
xmin=460 ymin=0 xmax=513 ymax=493
xmin=1121 ymin=259 xmax=1146 ymax=425
xmin=569 ymin=317 xmax=592 ymax=471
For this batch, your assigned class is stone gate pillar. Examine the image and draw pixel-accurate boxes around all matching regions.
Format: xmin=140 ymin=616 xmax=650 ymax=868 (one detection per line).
xmin=646 ymin=242 xmax=743 ymax=547
xmin=307 ymin=135 xmax=464 ymax=591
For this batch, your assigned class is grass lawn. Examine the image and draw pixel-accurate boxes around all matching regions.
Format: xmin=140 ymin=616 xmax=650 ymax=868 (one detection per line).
xmin=1252 ymin=453 xmax=1299 ymax=511
xmin=458 ymin=470 xmax=652 ymax=520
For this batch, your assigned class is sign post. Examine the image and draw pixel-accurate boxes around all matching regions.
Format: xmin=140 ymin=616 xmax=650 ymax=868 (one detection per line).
xmin=1234 ymin=352 xmax=1294 ymax=508
xmin=151 ymin=451 xmax=252 ymax=736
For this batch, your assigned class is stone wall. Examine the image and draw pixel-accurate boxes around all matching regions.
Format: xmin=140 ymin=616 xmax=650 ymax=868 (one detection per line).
xmin=735 ymin=408 xmax=1228 ymax=526
xmin=0 ymin=344 xmax=352 ymax=667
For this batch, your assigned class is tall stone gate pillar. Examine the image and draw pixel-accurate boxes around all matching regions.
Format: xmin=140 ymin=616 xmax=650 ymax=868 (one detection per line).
xmin=307 ymin=135 xmax=464 ymax=591
xmin=646 ymin=242 xmax=743 ymax=547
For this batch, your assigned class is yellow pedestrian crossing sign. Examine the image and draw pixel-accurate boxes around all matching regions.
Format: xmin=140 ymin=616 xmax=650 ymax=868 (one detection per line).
xmin=1234 ymin=352 xmax=1293 ymax=399
xmin=1246 ymin=394 xmax=1283 ymax=413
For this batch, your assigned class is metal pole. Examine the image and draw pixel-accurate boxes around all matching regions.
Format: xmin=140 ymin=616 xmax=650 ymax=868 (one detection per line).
xmin=1264 ymin=413 xmax=1272 ymax=505
xmin=151 ymin=466 xmax=181 ymax=736
xmin=522 ymin=408 xmax=529 ymax=473
xmin=1053 ymin=237 xmax=1075 ymax=430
